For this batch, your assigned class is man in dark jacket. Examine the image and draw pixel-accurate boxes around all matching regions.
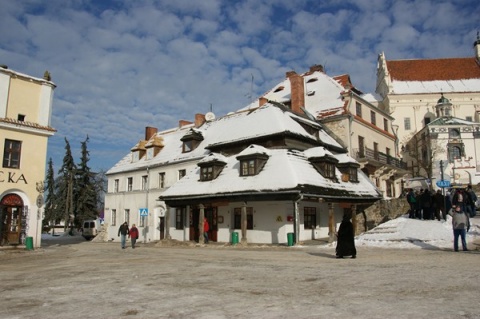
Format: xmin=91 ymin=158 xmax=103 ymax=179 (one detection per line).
xmin=118 ymin=222 xmax=129 ymax=249
xmin=433 ymin=190 xmax=445 ymax=221
xmin=336 ymin=215 xmax=356 ymax=259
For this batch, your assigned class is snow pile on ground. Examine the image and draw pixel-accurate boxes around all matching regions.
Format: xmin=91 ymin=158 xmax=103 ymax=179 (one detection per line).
xmin=354 ymin=214 xmax=480 ymax=249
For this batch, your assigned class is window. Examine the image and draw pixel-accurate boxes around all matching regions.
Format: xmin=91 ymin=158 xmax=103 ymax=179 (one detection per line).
xmin=142 ymin=175 xmax=148 ymax=190
xmin=424 ymin=117 xmax=431 ymax=126
xmin=181 ymin=129 xmax=203 ymax=153
xmin=175 ymin=207 xmax=185 ymax=230
xmin=240 ymin=159 xmax=256 ymax=176
xmin=448 ymin=146 xmax=462 ymax=163
xmin=124 ymin=209 xmax=130 ymax=225
xmin=383 ymin=119 xmax=388 ymax=132
xmin=304 ymin=207 xmax=316 ymax=229
xmin=356 ymin=102 xmax=362 ymax=117
xmin=159 ymin=172 xmax=165 ymax=188
xmin=370 ymin=111 xmax=376 ymax=125
xmin=466 ymin=116 xmax=473 ymax=122
xmin=404 ymin=117 xmax=411 ymax=130
xmin=449 ymin=128 xmax=461 ymax=139
xmin=234 ymin=207 xmax=253 ymax=230
xmin=3 ymin=139 xmax=21 ymax=168
xmin=17 ymin=114 xmax=25 ymax=121
xmin=373 ymin=142 xmax=379 ymax=160
xmin=178 ymin=169 xmax=186 ymax=180
xmin=127 ymin=177 xmax=133 ymax=191
xmin=111 ymin=209 xmax=117 ymax=226
xmin=348 ymin=167 xmax=358 ymax=182
xmin=200 ymin=166 xmax=214 ymax=181
xmin=114 ymin=179 xmax=119 ymax=193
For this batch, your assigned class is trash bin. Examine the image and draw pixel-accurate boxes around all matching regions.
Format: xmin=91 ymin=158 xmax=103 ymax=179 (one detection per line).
xmin=231 ymin=232 xmax=239 ymax=245
xmin=287 ymin=233 xmax=295 ymax=246
xmin=25 ymin=236 xmax=34 ymax=251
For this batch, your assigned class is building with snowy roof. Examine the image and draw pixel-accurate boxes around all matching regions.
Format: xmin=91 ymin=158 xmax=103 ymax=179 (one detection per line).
xmin=104 ymin=102 xmax=381 ymax=245
xmin=240 ymin=65 xmax=407 ymax=199
xmin=375 ymin=35 xmax=480 ymax=186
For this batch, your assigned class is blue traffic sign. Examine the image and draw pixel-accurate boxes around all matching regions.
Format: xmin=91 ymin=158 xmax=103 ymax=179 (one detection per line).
xmin=436 ymin=180 xmax=451 ymax=188
xmin=139 ymin=208 xmax=149 ymax=216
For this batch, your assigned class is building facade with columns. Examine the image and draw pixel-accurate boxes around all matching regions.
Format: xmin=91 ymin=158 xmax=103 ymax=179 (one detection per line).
xmin=0 ymin=66 xmax=56 ymax=248
xmin=375 ymin=36 xmax=480 ymax=186
xmin=104 ymin=103 xmax=381 ymax=245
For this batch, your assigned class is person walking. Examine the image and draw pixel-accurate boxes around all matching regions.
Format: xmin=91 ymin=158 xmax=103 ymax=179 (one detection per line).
xmin=129 ymin=224 xmax=139 ymax=249
xmin=451 ymin=205 xmax=470 ymax=252
xmin=336 ymin=215 xmax=356 ymax=259
xmin=433 ymin=189 xmax=445 ymax=221
xmin=203 ymin=218 xmax=209 ymax=244
xmin=118 ymin=222 xmax=129 ymax=249
xmin=465 ymin=185 xmax=477 ymax=217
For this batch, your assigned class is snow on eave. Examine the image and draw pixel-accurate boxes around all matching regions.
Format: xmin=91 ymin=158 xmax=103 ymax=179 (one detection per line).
xmin=390 ymin=79 xmax=480 ymax=94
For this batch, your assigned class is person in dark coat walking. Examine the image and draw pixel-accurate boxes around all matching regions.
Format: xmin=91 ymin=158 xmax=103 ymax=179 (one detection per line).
xmin=336 ymin=215 xmax=356 ymax=259
xmin=129 ymin=224 xmax=139 ymax=249
xmin=118 ymin=222 xmax=129 ymax=249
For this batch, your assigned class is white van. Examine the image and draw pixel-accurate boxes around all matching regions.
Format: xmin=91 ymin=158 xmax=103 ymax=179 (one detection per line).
xmin=82 ymin=219 xmax=101 ymax=240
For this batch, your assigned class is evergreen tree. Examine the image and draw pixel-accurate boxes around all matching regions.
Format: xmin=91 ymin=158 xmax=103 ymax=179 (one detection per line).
xmin=58 ymin=138 xmax=76 ymax=233
xmin=43 ymin=158 xmax=60 ymax=234
xmin=75 ymin=136 xmax=99 ymax=224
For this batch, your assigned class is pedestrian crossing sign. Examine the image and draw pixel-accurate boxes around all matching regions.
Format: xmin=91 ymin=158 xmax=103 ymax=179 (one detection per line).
xmin=139 ymin=208 xmax=148 ymax=216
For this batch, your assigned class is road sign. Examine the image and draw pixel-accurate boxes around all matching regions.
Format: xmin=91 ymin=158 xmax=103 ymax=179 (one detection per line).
xmin=139 ymin=208 xmax=148 ymax=216
xmin=436 ymin=180 xmax=451 ymax=188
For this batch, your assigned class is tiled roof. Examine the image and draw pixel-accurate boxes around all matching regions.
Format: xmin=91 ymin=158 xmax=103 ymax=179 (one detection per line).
xmin=0 ymin=118 xmax=56 ymax=132
xmin=386 ymin=57 xmax=480 ymax=81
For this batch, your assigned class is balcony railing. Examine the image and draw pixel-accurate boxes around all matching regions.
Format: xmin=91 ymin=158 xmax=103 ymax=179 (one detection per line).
xmin=353 ymin=147 xmax=407 ymax=170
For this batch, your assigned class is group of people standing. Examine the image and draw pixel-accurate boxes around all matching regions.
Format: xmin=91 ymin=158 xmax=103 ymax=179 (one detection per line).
xmin=406 ymin=185 xmax=477 ymax=221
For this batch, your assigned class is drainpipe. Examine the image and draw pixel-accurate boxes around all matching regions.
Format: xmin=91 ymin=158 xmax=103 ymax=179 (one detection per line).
xmin=294 ymin=195 xmax=303 ymax=245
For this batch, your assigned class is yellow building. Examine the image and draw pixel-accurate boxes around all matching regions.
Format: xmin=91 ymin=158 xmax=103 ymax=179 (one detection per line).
xmin=0 ymin=66 xmax=56 ymax=248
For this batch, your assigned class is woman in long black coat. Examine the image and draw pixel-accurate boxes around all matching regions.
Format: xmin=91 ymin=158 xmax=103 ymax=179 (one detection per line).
xmin=336 ymin=215 xmax=357 ymax=259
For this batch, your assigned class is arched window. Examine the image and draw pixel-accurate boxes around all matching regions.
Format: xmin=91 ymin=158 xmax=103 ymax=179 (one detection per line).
xmin=449 ymin=128 xmax=461 ymax=139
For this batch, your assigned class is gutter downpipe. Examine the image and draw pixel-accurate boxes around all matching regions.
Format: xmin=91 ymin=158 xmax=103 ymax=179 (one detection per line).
xmin=294 ymin=194 xmax=303 ymax=245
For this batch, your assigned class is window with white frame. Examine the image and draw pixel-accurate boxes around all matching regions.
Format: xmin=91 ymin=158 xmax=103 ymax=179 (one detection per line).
xmin=114 ymin=179 xmax=119 ymax=193
xmin=142 ymin=175 xmax=148 ymax=190
xmin=125 ymin=209 xmax=130 ymax=225
xmin=111 ymin=209 xmax=117 ymax=226
xmin=178 ymin=169 xmax=186 ymax=180
xmin=127 ymin=177 xmax=133 ymax=191
xmin=159 ymin=172 xmax=165 ymax=188
xmin=404 ymin=117 xmax=411 ymax=130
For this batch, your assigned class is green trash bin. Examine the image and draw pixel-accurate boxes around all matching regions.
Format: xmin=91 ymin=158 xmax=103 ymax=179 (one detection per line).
xmin=231 ymin=232 xmax=239 ymax=245
xmin=287 ymin=233 xmax=295 ymax=246
xmin=25 ymin=237 xmax=34 ymax=251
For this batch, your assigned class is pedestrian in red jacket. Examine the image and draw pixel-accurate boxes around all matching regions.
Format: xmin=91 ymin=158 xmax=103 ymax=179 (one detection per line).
xmin=203 ymin=218 xmax=209 ymax=244
xmin=129 ymin=224 xmax=139 ymax=249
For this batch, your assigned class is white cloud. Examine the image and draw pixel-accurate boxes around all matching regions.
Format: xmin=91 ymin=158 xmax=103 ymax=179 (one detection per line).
xmin=0 ymin=0 xmax=477 ymax=172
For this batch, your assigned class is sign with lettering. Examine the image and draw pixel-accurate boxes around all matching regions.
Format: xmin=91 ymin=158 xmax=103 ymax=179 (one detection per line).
xmin=0 ymin=171 xmax=28 ymax=184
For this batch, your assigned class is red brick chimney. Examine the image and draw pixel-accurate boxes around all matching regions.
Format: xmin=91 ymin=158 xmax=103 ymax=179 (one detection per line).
xmin=287 ymin=71 xmax=305 ymax=115
xmin=195 ymin=113 xmax=206 ymax=127
xmin=259 ymin=97 xmax=268 ymax=107
xmin=179 ymin=120 xmax=193 ymax=128
xmin=309 ymin=64 xmax=324 ymax=73
xmin=145 ymin=126 xmax=158 ymax=140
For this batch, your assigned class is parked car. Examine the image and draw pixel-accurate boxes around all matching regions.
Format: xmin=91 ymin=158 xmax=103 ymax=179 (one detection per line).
xmin=82 ymin=219 xmax=101 ymax=240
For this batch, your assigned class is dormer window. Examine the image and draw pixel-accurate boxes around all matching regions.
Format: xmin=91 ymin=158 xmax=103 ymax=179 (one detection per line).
xmin=145 ymin=136 xmax=164 ymax=160
xmin=337 ymin=162 xmax=360 ymax=183
xmin=181 ymin=129 xmax=204 ymax=153
xmin=307 ymin=78 xmax=318 ymax=83
xmin=197 ymin=153 xmax=228 ymax=181
xmin=236 ymin=145 xmax=270 ymax=177
xmin=273 ymin=86 xmax=284 ymax=93
xmin=131 ymin=140 xmax=146 ymax=163
xmin=307 ymin=148 xmax=339 ymax=181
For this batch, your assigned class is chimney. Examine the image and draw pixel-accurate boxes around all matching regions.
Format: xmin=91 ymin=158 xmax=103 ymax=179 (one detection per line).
xmin=288 ymin=72 xmax=305 ymax=115
xmin=195 ymin=113 xmax=206 ymax=127
xmin=286 ymin=71 xmax=297 ymax=78
xmin=179 ymin=120 xmax=193 ymax=128
xmin=259 ymin=97 xmax=268 ymax=107
xmin=309 ymin=64 xmax=324 ymax=73
xmin=145 ymin=126 xmax=158 ymax=140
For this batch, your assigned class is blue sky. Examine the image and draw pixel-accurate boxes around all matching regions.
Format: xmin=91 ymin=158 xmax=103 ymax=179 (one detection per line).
xmin=1 ymin=0 xmax=479 ymax=174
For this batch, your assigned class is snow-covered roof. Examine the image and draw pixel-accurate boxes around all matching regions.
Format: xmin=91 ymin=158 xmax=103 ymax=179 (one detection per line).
xmin=107 ymin=103 xmax=344 ymax=175
xmin=160 ymin=147 xmax=381 ymax=202
xmin=389 ymin=79 xmax=480 ymax=94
